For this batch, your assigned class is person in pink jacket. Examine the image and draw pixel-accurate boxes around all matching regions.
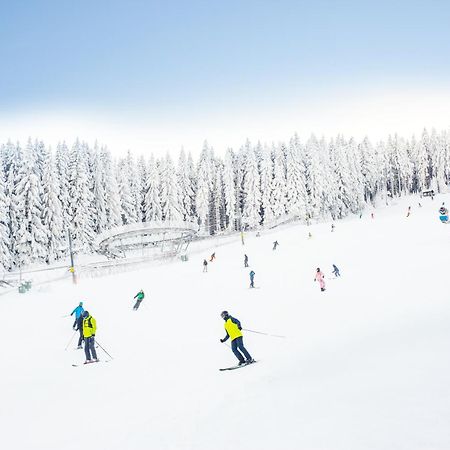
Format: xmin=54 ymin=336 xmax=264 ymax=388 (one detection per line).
xmin=314 ymin=268 xmax=326 ymax=292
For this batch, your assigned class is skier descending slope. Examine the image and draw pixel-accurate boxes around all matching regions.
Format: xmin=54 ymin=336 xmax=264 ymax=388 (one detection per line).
xmin=332 ymin=264 xmax=340 ymax=277
xmin=75 ymin=314 xmax=84 ymax=349
xmin=203 ymin=259 xmax=208 ymax=272
xmin=220 ymin=311 xmax=254 ymax=366
xmin=273 ymin=240 xmax=279 ymax=250
xmin=82 ymin=311 xmax=98 ymax=364
xmin=133 ymin=290 xmax=145 ymax=310
xmin=244 ymin=254 xmax=249 ymax=267
xmin=314 ymin=268 xmax=326 ymax=291
xmin=70 ymin=302 xmax=84 ymax=329
xmin=249 ymin=270 xmax=256 ymax=288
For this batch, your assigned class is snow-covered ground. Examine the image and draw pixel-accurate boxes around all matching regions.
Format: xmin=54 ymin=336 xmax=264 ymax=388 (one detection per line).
xmin=2 ymin=194 xmax=450 ymax=450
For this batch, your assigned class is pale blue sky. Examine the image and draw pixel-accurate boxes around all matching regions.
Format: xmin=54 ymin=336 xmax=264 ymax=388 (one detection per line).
xmin=1 ymin=0 xmax=450 ymax=154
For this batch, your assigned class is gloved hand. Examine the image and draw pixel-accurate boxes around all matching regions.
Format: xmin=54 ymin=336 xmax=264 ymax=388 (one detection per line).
xmin=220 ymin=338 xmax=225 ymax=343
xmin=92 ymin=334 xmax=95 ymax=337
xmin=238 ymin=327 xmax=242 ymax=330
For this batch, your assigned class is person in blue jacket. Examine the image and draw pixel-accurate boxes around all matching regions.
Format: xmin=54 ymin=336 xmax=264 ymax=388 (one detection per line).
xmin=70 ymin=302 xmax=84 ymax=329
xmin=249 ymin=270 xmax=255 ymax=288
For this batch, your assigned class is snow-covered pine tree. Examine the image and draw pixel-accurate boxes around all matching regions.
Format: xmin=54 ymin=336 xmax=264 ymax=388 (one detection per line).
xmin=136 ymin=155 xmax=147 ymax=221
xmin=196 ymin=142 xmax=212 ymax=234
xmin=100 ymin=147 xmax=121 ymax=229
xmin=177 ymin=149 xmax=195 ymax=221
xmin=68 ymin=140 xmax=96 ymax=253
xmin=359 ymin=136 xmax=378 ymax=204
xmin=55 ymin=141 xmax=71 ymax=227
xmin=242 ymin=145 xmax=261 ymax=229
xmin=143 ymin=155 xmax=162 ymax=221
xmin=269 ymin=144 xmax=286 ymax=219
xmin=223 ymin=148 xmax=237 ymax=230
xmin=117 ymin=156 xmax=138 ymax=225
xmin=160 ymin=153 xmax=182 ymax=222
xmin=286 ymin=134 xmax=307 ymax=219
xmin=0 ymin=151 xmax=11 ymax=270
xmin=41 ymin=146 xmax=65 ymax=262
xmin=259 ymin=144 xmax=273 ymax=224
xmin=14 ymin=139 xmax=48 ymax=265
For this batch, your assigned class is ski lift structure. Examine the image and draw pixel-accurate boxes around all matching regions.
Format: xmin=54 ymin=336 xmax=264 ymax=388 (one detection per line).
xmin=95 ymin=220 xmax=199 ymax=260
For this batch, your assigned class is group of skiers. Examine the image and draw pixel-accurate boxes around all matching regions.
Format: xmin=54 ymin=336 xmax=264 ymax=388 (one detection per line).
xmin=69 ymin=289 xmax=145 ymax=364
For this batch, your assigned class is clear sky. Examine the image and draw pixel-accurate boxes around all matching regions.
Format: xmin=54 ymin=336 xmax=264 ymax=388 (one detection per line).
xmin=1 ymin=0 xmax=450 ymax=156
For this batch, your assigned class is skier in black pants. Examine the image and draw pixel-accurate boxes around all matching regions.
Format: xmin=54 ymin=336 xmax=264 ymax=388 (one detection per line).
xmin=273 ymin=240 xmax=279 ymax=250
xmin=244 ymin=254 xmax=249 ymax=267
xmin=332 ymin=264 xmax=340 ymax=277
xmin=75 ymin=315 xmax=84 ymax=349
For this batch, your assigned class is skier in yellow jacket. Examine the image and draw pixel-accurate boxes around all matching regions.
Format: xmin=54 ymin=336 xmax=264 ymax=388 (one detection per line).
xmin=82 ymin=311 xmax=98 ymax=364
xmin=220 ymin=311 xmax=254 ymax=365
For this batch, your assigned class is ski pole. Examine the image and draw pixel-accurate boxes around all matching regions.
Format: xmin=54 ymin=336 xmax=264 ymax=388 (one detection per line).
xmin=221 ymin=341 xmax=231 ymax=348
xmin=242 ymin=328 xmax=286 ymax=339
xmin=95 ymin=340 xmax=114 ymax=360
xmin=64 ymin=331 xmax=77 ymax=351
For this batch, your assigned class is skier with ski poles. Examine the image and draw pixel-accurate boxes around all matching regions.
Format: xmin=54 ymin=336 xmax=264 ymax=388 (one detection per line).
xmin=249 ymin=270 xmax=255 ymax=288
xmin=75 ymin=314 xmax=84 ymax=349
xmin=70 ymin=302 xmax=84 ymax=329
xmin=203 ymin=259 xmax=208 ymax=272
xmin=272 ymin=240 xmax=279 ymax=250
xmin=220 ymin=311 xmax=254 ymax=366
xmin=314 ymin=268 xmax=326 ymax=291
xmin=82 ymin=311 xmax=98 ymax=364
xmin=210 ymin=252 xmax=216 ymax=262
xmin=133 ymin=290 xmax=145 ymax=310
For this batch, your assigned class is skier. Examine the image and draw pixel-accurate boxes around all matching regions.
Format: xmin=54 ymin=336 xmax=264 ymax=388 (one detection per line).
xmin=331 ymin=223 xmax=335 ymax=232
xmin=371 ymin=212 xmax=374 ymax=219
xmin=244 ymin=254 xmax=249 ymax=268
xmin=203 ymin=259 xmax=208 ymax=272
xmin=406 ymin=206 xmax=411 ymax=217
xmin=249 ymin=270 xmax=255 ymax=288
xmin=332 ymin=264 xmax=340 ymax=277
xmin=70 ymin=302 xmax=84 ymax=330
xmin=210 ymin=252 xmax=216 ymax=262
xmin=314 ymin=268 xmax=326 ymax=292
xmin=220 ymin=311 xmax=254 ymax=365
xmin=273 ymin=240 xmax=279 ymax=250
xmin=308 ymin=232 xmax=312 ymax=239
xmin=133 ymin=290 xmax=145 ymax=310
xmin=82 ymin=311 xmax=98 ymax=364
xmin=75 ymin=314 xmax=84 ymax=349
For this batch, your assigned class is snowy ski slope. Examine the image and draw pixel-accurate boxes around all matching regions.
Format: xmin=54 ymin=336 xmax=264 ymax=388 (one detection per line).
xmin=1 ymin=194 xmax=450 ymax=450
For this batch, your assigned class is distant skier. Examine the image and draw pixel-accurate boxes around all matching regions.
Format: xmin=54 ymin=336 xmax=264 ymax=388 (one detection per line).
xmin=220 ymin=311 xmax=254 ymax=365
xmin=82 ymin=311 xmax=98 ymax=364
xmin=273 ymin=240 xmax=279 ymax=250
xmin=249 ymin=270 xmax=255 ymax=288
xmin=406 ymin=206 xmax=411 ymax=217
xmin=210 ymin=252 xmax=216 ymax=262
xmin=70 ymin=302 xmax=84 ymax=330
xmin=314 ymin=268 xmax=326 ymax=292
xmin=203 ymin=259 xmax=208 ymax=272
xmin=332 ymin=264 xmax=340 ymax=278
xmin=75 ymin=314 xmax=84 ymax=349
xmin=133 ymin=290 xmax=145 ymax=310
xmin=371 ymin=212 xmax=374 ymax=219
xmin=308 ymin=232 xmax=312 ymax=239
xmin=244 ymin=254 xmax=249 ymax=268
xmin=331 ymin=223 xmax=335 ymax=232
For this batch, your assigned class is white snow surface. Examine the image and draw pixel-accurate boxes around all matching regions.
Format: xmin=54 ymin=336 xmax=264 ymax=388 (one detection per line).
xmin=2 ymin=195 xmax=450 ymax=450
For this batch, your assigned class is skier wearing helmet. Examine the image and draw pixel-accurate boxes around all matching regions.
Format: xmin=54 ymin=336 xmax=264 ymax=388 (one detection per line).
xmin=82 ymin=311 xmax=98 ymax=364
xmin=220 ymin=311 xmax=254 ymax=365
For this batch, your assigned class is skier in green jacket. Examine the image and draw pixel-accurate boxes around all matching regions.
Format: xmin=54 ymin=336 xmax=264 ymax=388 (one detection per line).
xmin=133 ymin=290 xmax=145 ymax=310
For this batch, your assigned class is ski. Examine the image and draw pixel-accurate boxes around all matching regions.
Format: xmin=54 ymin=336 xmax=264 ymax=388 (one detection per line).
xmin=72 ymin=360 xmax=110 ymax=367
xmin=219 ymin=360 xmax=257 ymax=371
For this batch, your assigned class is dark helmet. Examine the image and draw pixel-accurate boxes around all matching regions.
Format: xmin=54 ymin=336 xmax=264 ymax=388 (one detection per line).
xmin=82 ymin=310 xmax=89 ymax=318
xmin=316 ymin=268 xmax=320 ymax=272
xmin=221 ymin=311 xmax=229 ymax=319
